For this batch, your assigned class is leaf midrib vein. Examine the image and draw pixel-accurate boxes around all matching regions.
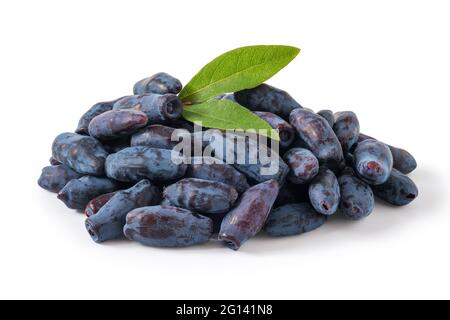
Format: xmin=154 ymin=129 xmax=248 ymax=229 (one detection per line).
xmin=181 ymin=51 xmax=292 ymax=101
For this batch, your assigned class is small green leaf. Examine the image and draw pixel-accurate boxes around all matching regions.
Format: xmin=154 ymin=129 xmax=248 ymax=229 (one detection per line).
xmin=182 ymin=100 xmax=280 ymax=141
xmin=179 ymin=45 xmax=300 ymax=104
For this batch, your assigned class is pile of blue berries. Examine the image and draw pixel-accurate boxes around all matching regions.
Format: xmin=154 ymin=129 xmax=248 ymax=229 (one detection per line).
xmin=38 ymin=72 xmax=418 ymax=250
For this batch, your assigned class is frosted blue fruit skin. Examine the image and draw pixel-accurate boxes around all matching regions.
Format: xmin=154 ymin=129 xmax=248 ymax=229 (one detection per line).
xmin=353 ymin=139 xmax=393 ymax=185
xmin=290 ymin=108 xmax=344 ymax=171
xmin=338 ymin=170 xmax=375 ymax=220
xmin=123 ymin=205 xmax=213 ymax=247
xmin=308 ymin=168 xmax=340 ymax=216
xmin=38 ymin=165 xmax=81 ymax=193
xmin=234 ymin=84 xmax=302 ymax=120
xmin=163 ymin=178 xmax=238 ymax=214
xmin=130 ymin=124 xmax=178 ymax=149
xmin=113 ymin=93 xmax=182 ymax=123
xmin=219 ymin=179 xmax=280 ymax=251
xmin=333 ymin=111 xmax=360 ymax=152
xmin=57 ymin=176 xmax=119 ymax=210
xmin=186 ymin=159 xmax=250 ymax=193
xmin=52 ymin=133 xmax=109 ymax=176
xmin=85 ymin=180 xmax=161 ymax=243
xmin=105 ymin=146 xmax=187 ymax=183
xmin=87 ymin=109 xmax=148 ymax=140
xmin=283 ymin=147 xmax=320 ymax=184
xmin=133 ymin=73 xmax=182 ymax=95
xmin=358 ymin=133 xmax=417 ymax=174
xmin=317 ymin=110 xmax=335 ymax=128
xmin=264 ymin=203 xmax=327 ymax=237
xmin=371 ymin=169 xmax=418 ymax=206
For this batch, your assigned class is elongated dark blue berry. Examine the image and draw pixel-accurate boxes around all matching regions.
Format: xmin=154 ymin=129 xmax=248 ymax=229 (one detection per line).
xmin=57 ymin=176 xmax=119 ymax=210
xmin=85 ymin=180 xmax=161 ymax=243
xmin=124 ymin=205 xmax=213 ymax=247
xmin=52 ymin=133 xmax=109 ymax=176
xmin=358 ymin=133 xmax=417 ymax=174
xmin=333 ymin=111 xmax=360 ymax=152
xmin=308 ymin=168 xmax=340 ymax=216
xmin=219 ymin=179 xmax=279 ymax=250
xmin=38 ymin=165 xmax=81 ymax=193
xmin=105 ymin=146 xmax=187 ymax=183
xmin=133 ymin=73 xmax=182 ymax=95
xmin=338 ymin=169 xmax=375 ymax=220
xmin=264 ymin=203 xmax=327 ymax=237
xmin=88 ymin=110 xmax=148 ymax=140
xmin=290 ymin=108 xmax=344 ymax=171
xmin=163 ymin=178 xmax=238 ymax=214
xmin=235 ymin=84 xmax=302 ymax=120
xmin=371 ymin=169 xmax=418 ymax=206
xmin=113 ymin=94 xmax=182 ymax=123
xmin=283 ymin=148 xmax=319 ymax=184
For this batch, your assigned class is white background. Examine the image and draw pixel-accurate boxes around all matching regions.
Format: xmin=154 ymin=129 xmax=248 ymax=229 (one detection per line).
xmin=0 ymin=0 xmax=449 ymax=300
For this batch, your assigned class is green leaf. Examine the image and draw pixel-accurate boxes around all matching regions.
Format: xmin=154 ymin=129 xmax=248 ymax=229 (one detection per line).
xmin=179 ymin=45 xmax=300 ymax=103
xmin=182 ymin=100 xmax=280 ymax=141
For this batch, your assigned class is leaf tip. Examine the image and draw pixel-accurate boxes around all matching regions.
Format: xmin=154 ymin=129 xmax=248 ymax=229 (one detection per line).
xmin=289 ymin=45 xmax=301 ymax=57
